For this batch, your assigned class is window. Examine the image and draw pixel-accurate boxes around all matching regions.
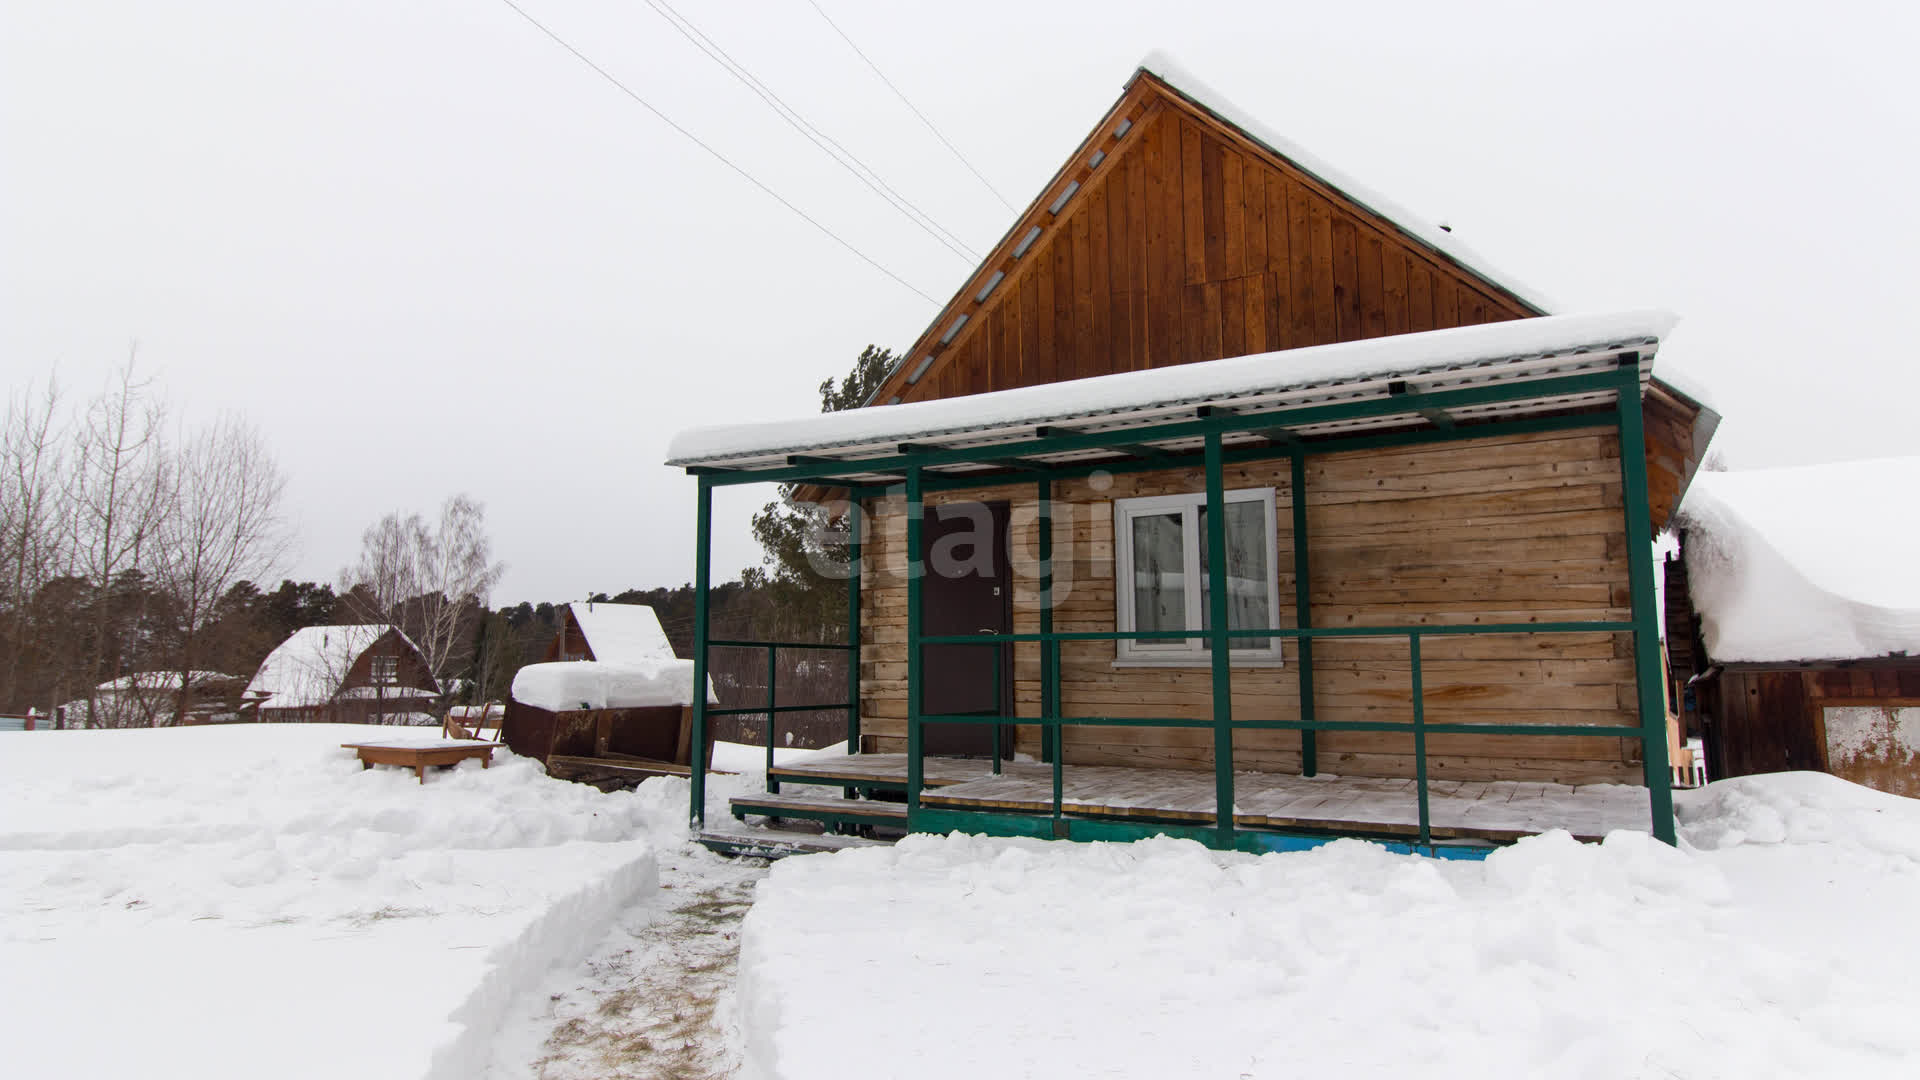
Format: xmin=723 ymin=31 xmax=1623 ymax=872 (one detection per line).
xmin=370 ymin=656 xmax=398 ymax=685
xmin=1113 ymin=487 xmax=1281 ymax=664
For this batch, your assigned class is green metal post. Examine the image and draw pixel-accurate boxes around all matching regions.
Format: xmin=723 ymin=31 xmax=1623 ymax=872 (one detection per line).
xmin=1410 ymin=632 xmax=1430 ymax=847
xmin=1291 ymin=451 xmax=1318 ymax=777
xmin=905 ymin=469 xmax=925 ymax=818
xmin=847 ymin=493 xmax=861 ymax=756
xmin=1038 ymin=478 xmax=1061 ymax=797
xmin=689 ymin=477 xmax=713 ymax=833
xmin=1615 ymin=360 xmax=1678 ymax=844
xmin=1204 ymin=434 xmax=1236 ymax=847
xmin=990 ymin=645 xmax=1002 ymax=776
xmin=764 ymin=645 xmax=777 ymax=790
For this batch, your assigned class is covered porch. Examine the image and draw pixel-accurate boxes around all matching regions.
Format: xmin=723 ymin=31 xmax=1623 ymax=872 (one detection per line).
xmin=667 ymin=313 xmax=1710 ymax=856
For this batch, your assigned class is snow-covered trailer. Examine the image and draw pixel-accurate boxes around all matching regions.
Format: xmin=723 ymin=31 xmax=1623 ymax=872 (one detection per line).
xmin=1669 ymin=458 xmax=1920 ymax=797
xmin=669 ymin=57 xmax=1717 ymax=854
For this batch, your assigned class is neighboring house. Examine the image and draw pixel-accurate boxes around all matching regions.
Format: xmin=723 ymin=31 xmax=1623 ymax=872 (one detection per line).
xmin=245 ymin=625 xmax=439 ymax=724
xmin=90 ymin=671 xmax=249 ymax=727
xmin=1668 ymin=458 xmax=1920 ymax=797
xmin=668 ymin=55 xmax=1719 ymax=854
xmin=506 ymin=603 xmax=717 ymax=785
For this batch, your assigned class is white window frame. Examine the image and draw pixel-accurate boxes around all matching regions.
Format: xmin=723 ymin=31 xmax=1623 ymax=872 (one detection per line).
xmin=1112 ymin=487 xmax=1283 ymax=666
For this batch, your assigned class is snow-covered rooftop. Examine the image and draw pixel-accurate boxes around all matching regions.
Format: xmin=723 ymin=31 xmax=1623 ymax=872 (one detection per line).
xmin=569 ymin=602 xmax=677 ymax=665
xmin=1678 ymin=457 xmax=1920 ymax=663
xmin=669 ymin=310 xmax=1687 ymax=474
xmin=246 ymin=625 xmax=413 ymax=708
xmin=1137 ymin=51 xmax=1554 ymax=314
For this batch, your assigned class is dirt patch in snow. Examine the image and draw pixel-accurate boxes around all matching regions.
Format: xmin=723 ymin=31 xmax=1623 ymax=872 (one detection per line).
xmin=499 ymin=845 xmax=766 ymax=1080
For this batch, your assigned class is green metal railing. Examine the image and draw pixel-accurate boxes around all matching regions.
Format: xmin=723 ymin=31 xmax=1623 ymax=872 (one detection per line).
xmin=909 ymin=621 xmax=1643 ymax=846
xmin=702 ymin=639 xmax=858 ymax=787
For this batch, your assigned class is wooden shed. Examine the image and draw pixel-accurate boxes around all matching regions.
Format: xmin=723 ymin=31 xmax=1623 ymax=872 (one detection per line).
xmin=1668 ymin=458 xmax=1920 ymax=797
xmin=669 ymin=57 xmax=1717 ymax=855
xmin=505 ymin=602 xmax=718 ymax=788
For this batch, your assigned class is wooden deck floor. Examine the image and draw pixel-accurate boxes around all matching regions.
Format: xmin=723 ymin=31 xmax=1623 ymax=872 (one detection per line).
xmin=771 ymin=754 xmax=1652 ymax=843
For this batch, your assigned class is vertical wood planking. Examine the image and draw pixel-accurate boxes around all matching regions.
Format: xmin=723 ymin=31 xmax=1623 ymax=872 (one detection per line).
xmin=1331 ymin=215 xmax=1360 ymax=339
xmin=1383 ymin=249 xmax=1409 ymax=335
xmin=1358 ymin=230 xmax=1387 ymax=339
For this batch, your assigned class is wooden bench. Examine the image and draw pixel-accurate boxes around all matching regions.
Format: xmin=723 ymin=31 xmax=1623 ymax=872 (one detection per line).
xmin=342 ymin=741 xmax=502 ymax=783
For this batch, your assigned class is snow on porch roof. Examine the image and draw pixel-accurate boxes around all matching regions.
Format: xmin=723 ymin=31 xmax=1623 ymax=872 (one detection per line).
xmin=667 ymin=310 xmax=1691 ymax=475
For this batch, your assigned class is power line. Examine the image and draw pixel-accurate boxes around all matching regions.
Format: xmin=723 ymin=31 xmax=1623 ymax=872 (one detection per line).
xmin=641 ymin=0 xmax=981 ymax=264
xmin=493 ymin=0 xmax=939 ymax=305
xmin=804 ymin=0 xmax=1016 ymax=213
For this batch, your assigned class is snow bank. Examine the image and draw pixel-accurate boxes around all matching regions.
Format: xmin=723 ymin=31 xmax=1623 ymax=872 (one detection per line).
xmin=1678 ymin=457 xmax=1920 ymax=662
xmin=739 ymin=773 xmax=1920 ymax=1080
xmin=511 ymin=656 xmax=715 ymax=711
xmin=0 ymin=724 xmax=673 ymax=1080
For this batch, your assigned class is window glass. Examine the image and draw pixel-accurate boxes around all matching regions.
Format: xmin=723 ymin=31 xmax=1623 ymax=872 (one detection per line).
xmin=1130 ymin=511 xmax=1186 ymax=643
xmin=1199 ymin=501 xmax=1272 ymax=650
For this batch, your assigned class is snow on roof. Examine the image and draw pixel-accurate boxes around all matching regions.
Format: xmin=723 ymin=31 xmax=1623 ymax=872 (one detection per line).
xmin=1678 ymin=458 xmax=1920 ymax=663
xmin=569 ymin=602 xmax=677 ymax=664
xmin=1138 ymin=51 xmax=1555 ymax=315
xmin=246 ymin=625 xmax=403 ymax=708
xmin=669 ymin=309 xmax=1678 ymax=468
xmin=96 ymin=671 xmax=244 ymax=693
xmin=511 ymin=658 xmax=716 ymax=712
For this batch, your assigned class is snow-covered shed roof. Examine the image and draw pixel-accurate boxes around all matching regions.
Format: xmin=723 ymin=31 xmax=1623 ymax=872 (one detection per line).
xmin=1136 ymin=51 xmax=1553 ymax=314
xmin=568 ymin=602 xmax=677 ymax=664
xmin=669 ymin=310 xmax=1692 ymax=475
xmin=1677 ymin=458 xmax=1920 ymax=664
xmin=512 ymin=657 xmax=718 ymax=712
xmin=246 ymin=625 xmax=418 ymax=708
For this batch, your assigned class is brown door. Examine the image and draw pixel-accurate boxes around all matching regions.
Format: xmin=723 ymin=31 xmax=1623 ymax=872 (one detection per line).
xmin=919 ymin=500 xmax=1013 ymax=758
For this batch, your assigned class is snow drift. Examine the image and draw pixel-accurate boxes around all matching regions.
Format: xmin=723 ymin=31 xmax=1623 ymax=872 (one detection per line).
xmin=511 ymin=656 xmax=715 ymax=711
xmin=1677 ymin=457 xmax=1920 ymax=662
xmin=0 ymin=724 xmax=668 ymax=1080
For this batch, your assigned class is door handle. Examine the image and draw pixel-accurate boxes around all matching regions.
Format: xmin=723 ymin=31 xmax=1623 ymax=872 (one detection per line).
xmin=977 ymin=628 xmax=998 ymax=635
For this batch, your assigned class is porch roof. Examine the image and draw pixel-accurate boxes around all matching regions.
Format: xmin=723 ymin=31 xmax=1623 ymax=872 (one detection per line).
xmin=668 ymin=310 xmax=1698 ymax=484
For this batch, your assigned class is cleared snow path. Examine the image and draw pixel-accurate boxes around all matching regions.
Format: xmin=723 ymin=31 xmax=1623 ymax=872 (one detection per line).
xmin=488 ymin=842 xmax=766 ymax=1080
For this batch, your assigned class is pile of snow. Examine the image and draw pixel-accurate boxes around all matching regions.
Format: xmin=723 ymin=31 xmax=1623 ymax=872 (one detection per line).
xmin=739 ymin=773 xmax=1920 ymax=1079
xmin=0 ymin=724 xmax=679 ymax=1080
xmin=511 ymin=656 xmax=715 ymax=711
xmin=1678 ymin=458 xmax=1920 ymax=662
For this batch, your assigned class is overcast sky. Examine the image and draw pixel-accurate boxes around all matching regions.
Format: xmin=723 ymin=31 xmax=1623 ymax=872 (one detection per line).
xmin=6 ymin=1 xmax=1918 ymax=606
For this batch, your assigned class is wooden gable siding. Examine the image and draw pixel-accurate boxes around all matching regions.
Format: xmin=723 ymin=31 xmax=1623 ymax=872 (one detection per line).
xmin=856 ymin=426 xmax=1643 ymax=786
xmin=879 ymin=81 xmax=1533 ymax=409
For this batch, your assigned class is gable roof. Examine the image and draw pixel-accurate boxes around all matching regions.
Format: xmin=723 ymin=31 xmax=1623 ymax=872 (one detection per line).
xmin=246 ymin=625 xmax=422 ymax=708
xmin=567 ymin=602 xmax=677 ymax=664
xmin=862 ymin=52 xmax=1548 ymax=411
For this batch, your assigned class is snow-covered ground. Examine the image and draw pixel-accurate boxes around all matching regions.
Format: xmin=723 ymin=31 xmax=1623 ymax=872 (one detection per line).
xmin=737 ymin=772 xmax=1920 ymax=1080
xmin=0 ymin=725 xmax=673 ymax=1080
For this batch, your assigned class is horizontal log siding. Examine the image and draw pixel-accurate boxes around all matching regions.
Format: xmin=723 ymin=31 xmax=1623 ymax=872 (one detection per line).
xmin=858 ymin=428 xmax=1642 ymax=785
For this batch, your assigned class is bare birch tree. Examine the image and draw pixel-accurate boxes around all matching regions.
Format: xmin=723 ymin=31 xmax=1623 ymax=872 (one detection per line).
xmin=340 ymin=494 xmax=505 ymax=692
xmin=1 ymin=374 xmax=70 ymax=711
xmin=153 ymin=415 xmax=288 ymax=725
xmin=69 ymin=357 xmax=168 ymax=726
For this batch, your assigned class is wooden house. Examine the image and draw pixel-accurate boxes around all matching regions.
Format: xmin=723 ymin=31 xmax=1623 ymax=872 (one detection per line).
xmin=504 ymin=602 xmax=718 ymax=788
xmin=245 ymin=625 xmax=439 ymax=724
xmin=668 ymin=56 xmax=1718 ymax=856
xmin=90 ymin=670 xmax=249 ymax=727
xmin=1668 ymin=458 xmax=1920 ymax=797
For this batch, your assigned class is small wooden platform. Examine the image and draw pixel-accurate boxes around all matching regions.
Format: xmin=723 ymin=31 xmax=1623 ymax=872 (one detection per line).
xmin=342 ymin=741 xmax=501 ymax=784
xmin=732 ymin=789 xmax=908 ymax=827
xmin=923 ymin=764 xmax=1651 ymax=843
xmin=768 ymin=752 xmax=1004 ymax=790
